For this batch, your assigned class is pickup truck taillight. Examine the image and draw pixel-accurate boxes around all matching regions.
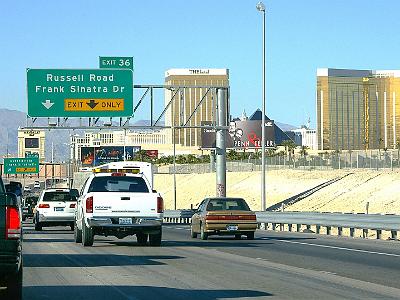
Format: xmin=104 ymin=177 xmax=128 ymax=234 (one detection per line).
xmin=157 ymin=196 xmax=164 ymax=213
xmin=39 ymin=203 xmax=50 ymax=208
xmin=6 ymin=206 xmax=21 ymax=240
xmin=86 ymin=196 xmax=93 ymax=213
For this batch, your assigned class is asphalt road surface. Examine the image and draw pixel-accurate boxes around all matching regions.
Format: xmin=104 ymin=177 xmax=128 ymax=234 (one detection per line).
xmin=22 ymin=222 xmax=400 ymax=299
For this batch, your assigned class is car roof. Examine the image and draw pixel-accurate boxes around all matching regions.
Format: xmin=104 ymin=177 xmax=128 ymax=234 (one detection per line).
xmin=205 ymin=197 xmax=246 ymax=201
xmin=92 ymin=173 xmax=143 ymax=178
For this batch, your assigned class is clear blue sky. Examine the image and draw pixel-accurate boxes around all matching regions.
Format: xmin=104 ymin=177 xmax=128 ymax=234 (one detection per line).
xmin=1 ymin=0 xmax=400 ymax=128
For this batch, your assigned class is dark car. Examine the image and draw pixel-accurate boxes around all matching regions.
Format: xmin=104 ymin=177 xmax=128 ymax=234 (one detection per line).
xmin=22 ymin=196 xmax=38 ymax=221
xmin=191 ymin=197 xmax=257 ymax=240
xmin=0 ymin=178 xmax=23 ymax=300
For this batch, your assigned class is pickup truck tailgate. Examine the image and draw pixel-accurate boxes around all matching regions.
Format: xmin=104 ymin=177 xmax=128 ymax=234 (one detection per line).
xmin=91 ymin=192 xmax=159 ymax=217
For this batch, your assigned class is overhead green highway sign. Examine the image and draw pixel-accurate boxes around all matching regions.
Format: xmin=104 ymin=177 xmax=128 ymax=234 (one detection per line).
xmin=4 ymin=157 xmax=39 ymax=174
xmin=99 ymin=57 xmax=134 ymax=71
xmin=27 ymin=69 xmax=133 ymax=117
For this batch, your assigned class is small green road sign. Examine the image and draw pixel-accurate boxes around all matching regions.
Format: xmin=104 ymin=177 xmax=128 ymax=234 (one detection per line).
xmin=99 ymin=57 xmax=134 ymax=71
xmin=25 ymin=152 xmax=39 ymax=158
xmin=27 ymin=69 xmax=133 ymax=117
xmin=4 ymin=157 xmax=39 ymax=174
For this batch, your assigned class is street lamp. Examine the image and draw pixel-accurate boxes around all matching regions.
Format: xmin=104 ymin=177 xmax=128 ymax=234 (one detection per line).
xmin=256 ymin=1 xmax=266 ymax=211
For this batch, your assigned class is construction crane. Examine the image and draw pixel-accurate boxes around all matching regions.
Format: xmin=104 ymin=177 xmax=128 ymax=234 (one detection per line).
xmin=363 ymin=77 xmax=370 ymax=150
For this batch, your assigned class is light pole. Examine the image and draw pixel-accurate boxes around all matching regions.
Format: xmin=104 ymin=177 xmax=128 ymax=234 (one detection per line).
xmin=256 ymin=1 xmax=266 ymax=211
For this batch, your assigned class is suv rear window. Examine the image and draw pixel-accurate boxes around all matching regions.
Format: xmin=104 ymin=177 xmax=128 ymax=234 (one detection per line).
xmin=206 ymin=198 xmax=250 ymax=211
xmin=88 ymin=176 xmax=149 ymax=193
xmin=43 ymin=192 xmax=74 ymax=202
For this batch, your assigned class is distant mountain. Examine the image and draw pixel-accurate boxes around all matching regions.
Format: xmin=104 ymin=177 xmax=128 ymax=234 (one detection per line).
xmin=0 ymin=109 xmax=166 ymax=162
xmin=0 ymin=108 xmax=296 ymax=161
xmin=0 ymin=109 xmax=80 ymax=162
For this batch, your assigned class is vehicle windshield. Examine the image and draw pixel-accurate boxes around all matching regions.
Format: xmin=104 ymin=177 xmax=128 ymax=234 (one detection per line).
xmin=88 ymin=176 xmax=149 ymax=193
xmin=206 ymin=198 xmax=250 ymax=211
xmin=42 ymin=192 xmax=74 ymax=202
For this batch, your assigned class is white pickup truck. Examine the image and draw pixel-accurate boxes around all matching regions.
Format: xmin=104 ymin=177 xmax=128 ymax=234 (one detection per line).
xmin=74 ymin=161 xmax=164 ymax=247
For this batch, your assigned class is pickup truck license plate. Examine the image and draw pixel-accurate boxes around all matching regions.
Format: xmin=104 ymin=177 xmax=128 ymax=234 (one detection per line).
xmin=54 ymin=207 xmax=64 ymax=212
xmin=226 ymin=225 xmax=238 ymax=231
xmin=119 ymin=218 xmax=132 ymax=225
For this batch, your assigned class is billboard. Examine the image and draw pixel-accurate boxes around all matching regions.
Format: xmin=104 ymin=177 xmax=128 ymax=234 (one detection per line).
xmin=201 ymin=120 xmax=275 ymax=149
xmin=25 ymin=137 xmax=39 ymax=148
xmin=81 ymin=146 xmax=141 ymax=166
xmin=145 ymin=150 xmax=159 ymax=159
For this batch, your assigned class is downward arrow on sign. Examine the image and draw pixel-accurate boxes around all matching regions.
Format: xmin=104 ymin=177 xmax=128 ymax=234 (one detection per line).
xmin=87 ymin=100 xmax=98 ymax=109
xmin=42 ymin=100 xmax=54 ymax=109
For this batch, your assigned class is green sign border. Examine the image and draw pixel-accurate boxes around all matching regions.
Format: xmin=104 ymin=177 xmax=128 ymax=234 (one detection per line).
xmin=4 ymin=157 xmax=39 ymax=174
xmin=27 ymin=68 xmax=133 ymax=118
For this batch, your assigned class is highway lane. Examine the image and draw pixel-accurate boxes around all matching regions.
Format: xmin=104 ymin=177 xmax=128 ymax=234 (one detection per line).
xmin=22 ymin=222 xmax=400 ymax=300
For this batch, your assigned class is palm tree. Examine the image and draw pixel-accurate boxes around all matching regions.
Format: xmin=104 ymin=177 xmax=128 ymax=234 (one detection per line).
xmin=300 ymin=146 xmax=309 ymax=157
xmin=396 ymin=139 xmax=400 ymax=166
xmin=282 ymin=140 xmax=296 ymax=161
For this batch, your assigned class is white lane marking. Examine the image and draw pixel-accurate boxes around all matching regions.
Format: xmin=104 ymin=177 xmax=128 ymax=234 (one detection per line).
xmin=262 ymin=238 xmax=400 ymax=258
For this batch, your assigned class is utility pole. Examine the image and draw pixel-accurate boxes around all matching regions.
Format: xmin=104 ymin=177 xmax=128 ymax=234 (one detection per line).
xmin=216 ymin=88 xmax=227 ymax=197
xmin=257 ymin=1 xmax=267 ymax=211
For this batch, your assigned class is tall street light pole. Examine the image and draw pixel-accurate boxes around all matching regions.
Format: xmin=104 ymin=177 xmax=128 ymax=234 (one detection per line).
xmin=256 ymin=1 xmax=266 ymax=211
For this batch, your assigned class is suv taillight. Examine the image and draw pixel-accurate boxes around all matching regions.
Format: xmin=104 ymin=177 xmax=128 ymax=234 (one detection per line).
xmin=86 ymin=196 xmax=93 ymax=213
xmin=39 ymin=203 xmax=50 ymax=208
xmin=157 ymin=196 xmax=164 ymax=213
xmin=70 ymin=203 xmax=76 ymax=208
xmin=6 ymin=206 xmax=21 ymax=240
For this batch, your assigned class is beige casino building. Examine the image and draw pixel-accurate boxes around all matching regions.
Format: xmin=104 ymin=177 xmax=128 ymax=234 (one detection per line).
xmin=317 ymin=68 xmax=400 ymax=150
xmin=164 ymin=68 xmax=229 ymax=147
xmin=17 ymin=129 xmax=45 ymax=162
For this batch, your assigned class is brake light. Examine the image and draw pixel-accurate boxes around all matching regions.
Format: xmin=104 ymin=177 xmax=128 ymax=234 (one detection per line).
xmin=157 ymin=196 xmax=164 ymax=213
xmin=39 ymin=203 xmax=50 ymax=208
xmin=6 ymin=206 xmax=21 ymax=240
xmin=86 ymin=196 xmax=93 ymax=213
xmin=111 ymin=172 xmax=125 ymax=176
xmin=70 ymin=203 xmax=76 ymax=208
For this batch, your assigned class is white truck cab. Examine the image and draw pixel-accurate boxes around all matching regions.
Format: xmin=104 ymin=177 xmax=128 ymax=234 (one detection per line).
xmin=74 ymin=161 xmax=164 ymax=247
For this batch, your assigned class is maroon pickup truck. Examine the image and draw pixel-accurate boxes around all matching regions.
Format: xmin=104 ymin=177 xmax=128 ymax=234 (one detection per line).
xmin=0 ymin=178 xmax=23 ymax=300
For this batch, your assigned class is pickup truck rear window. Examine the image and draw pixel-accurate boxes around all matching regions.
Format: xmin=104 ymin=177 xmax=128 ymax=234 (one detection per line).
xmin=43 ymin=192 xmax=74 ymax=202
xmin=88 ymin=176 xmax=149 ymax=193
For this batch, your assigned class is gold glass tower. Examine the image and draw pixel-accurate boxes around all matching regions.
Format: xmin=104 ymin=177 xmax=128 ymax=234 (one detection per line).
xmin=316 ymin=68 xmax=400 ymax=150
xmin=164 ymin=69 xmax=229 ymax=147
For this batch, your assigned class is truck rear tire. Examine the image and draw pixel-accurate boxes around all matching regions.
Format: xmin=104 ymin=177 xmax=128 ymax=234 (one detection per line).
xmin=82 ymin=219 xmax=94 ymax=247
xmin=246 ymin=232 xmax=255 ymax=240
xmin=6 ymin=265 xmax=22 ymax=300
xmin=74 ymin=219 xmax=82 ymax=243
xmin=35 ymin=222 xmax=42 ymax=231
xmin=137 ymin=233 xmax=148 ymax=246
xmin=149 ymin=230 xmax=162 ymax=247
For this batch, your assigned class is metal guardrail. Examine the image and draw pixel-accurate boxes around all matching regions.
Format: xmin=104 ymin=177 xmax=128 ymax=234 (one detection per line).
xmin=163 ymin=210 xmax=194 ymax=224
xmin=162 ymin=210 xmax=400 ymax=240
xmin=256 ymin=211 xmax=400 ymax=239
